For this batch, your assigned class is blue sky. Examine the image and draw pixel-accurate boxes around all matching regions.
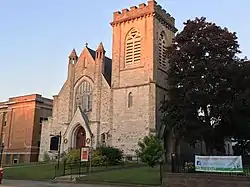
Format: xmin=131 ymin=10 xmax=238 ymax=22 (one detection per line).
xmin=0 ymin=0 xmax=249 ymax=101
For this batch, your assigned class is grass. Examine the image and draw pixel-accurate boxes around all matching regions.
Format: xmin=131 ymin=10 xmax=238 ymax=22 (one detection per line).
xmin=64 ymin=162 xmax=143 ymax=176
xmin=2 ymin=162 xmax=147 ymax=181
xmin=3 ymin=163 xmax=57 ymax=180
xmin=79 ymin=165 xmax=161 ymax=186
xmin=4 ymin=161 xmax=56 ymax=168
xmin=3 ymin=161 xmax=161 ymax=186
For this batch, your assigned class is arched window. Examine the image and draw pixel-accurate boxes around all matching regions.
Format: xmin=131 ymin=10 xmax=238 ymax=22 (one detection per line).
xmin=75 ymin=81 xmax=92 ymax=112
xmin=125 ymin=28 xmax=141 ymax=64
xmin=159 ymin=31 xmax=167 ymax=67
xmin=101 ymin=133 xmax=106 ymax=145
xmin=128 ymin=92 xmax=133 ymax=108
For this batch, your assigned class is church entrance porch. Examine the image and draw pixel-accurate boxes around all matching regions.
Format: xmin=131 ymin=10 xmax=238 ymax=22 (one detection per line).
xmin=75 ymin=126 xmax=86 ymax=149
xmin=61 ymin=107 xmax=94 ymax=154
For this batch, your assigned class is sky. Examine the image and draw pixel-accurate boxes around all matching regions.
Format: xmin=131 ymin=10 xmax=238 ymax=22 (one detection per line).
xmin=0 ymin=0 xmax=249 ymax=101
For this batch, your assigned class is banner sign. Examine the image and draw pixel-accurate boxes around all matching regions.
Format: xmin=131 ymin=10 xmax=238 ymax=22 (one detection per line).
xmin=80 ymin=147 xmax=89 ymax=162
xmin=195 ymin=155 xmax=243 ymax=173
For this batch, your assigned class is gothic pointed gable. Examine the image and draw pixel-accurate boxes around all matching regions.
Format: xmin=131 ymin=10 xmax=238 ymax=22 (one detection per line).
xmin=96 ymin=42 xmax=105 ymax=52
xmin=69 ymin=48 xmax=78 ymax=58
xmin=64 ymin=107 xmax=92 ymax=138
xmin=77 ymin=47 xmax=96 ymax=64
xmin=78 ymin=46 xmax=112 ymax=86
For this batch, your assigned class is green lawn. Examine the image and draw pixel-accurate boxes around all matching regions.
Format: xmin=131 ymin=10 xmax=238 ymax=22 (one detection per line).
xmin=3 ymin=163 xmax=57 ymax=180
xmin=79 ymin=166 xmax=161 ymax=186
xmin=3 ymin=162 xmax=160 ymax=185
xmin=3 ymin=161 xmax=55 ymax=168
xmin=64 ymin=162 xmax=143 ymax=176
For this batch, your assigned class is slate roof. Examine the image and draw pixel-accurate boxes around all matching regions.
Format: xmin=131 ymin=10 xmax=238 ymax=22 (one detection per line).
xmin=87 ymin=47 xmax=112 ymax=86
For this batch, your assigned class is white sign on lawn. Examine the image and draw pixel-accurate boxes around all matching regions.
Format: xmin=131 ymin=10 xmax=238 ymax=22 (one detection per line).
xmin=195 ymin=155 xmax=243 ymax=173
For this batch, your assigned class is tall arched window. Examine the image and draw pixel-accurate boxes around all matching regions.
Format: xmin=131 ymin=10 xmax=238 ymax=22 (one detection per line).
xmin=125 ymin=28 xmax=141 ymax=64
xmin=128 ymin=92 xmax=133 ymax=108
xmin=159 ymin=31 xmax=167 ymax=67
xmin=75 ymin=81 xmax=92 ymax=112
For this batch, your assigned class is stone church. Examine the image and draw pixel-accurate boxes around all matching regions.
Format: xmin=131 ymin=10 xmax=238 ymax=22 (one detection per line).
xmin=39 ymin=0 xmax=178 ymax=160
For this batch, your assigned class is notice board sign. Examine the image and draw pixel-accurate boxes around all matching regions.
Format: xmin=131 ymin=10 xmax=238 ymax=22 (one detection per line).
xmin=81 ymin=146 xmax=89 ymax=162
xmin=195 ymin=155 xmax=243 ymax=173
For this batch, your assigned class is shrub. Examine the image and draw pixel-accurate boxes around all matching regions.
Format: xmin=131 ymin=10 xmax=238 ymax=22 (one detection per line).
xmin=60 ymin=151 xmax=67 ymax=161
xmin=66 ymin=149 xmax=80 ymax=164
xmin=43 ymin=152 xmax=51 ymax=162
xmin=183 ymin=162 xmax=195 ymax=173
xmin=91 ymin=149 xmax=106 ymax=166
xmin=91 ymin=146 xmax=123 ymax=166
xmin=65 ymin=146 xmax=123 ymax=166
xmin=97 ymin=146 xmax=123 ymax=165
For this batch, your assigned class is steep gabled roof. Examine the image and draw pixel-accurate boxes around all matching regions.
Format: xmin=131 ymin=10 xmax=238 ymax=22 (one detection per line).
xmin=86 ymin=47 xmax=112 ymax=86
xmin=87 ymin=47 xmax=96 ymax=60
xmin=69 ymin=48 xmax=78 ymax=58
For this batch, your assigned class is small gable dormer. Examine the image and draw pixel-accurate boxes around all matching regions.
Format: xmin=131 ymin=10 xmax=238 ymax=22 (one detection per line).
xmin=69 ymin=48 xmax=78 ymax=64
xmin=95 ymin=42 xmax=106 ymax=60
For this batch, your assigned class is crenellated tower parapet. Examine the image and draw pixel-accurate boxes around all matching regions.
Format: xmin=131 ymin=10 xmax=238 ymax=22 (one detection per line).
xmin=110 ymin=0 xmax=177 ymax=33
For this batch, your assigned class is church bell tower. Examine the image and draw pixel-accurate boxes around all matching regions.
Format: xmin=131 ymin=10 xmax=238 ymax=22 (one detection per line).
xmin=110 ymin=0 xmax=177 ymax=155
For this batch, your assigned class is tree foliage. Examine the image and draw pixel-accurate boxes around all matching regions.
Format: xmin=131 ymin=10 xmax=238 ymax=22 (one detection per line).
xmin=136 ymin=135 xmax=163 ymax=168
xmin=161 ymin=17 xmax=250 ymax=154
xmin=229 ymin=60 xmax=250 ymax=155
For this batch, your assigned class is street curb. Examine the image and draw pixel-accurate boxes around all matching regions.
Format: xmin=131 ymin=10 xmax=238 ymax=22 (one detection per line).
xmin=77 ymin=181 xmax=161 ymax=187
xmin=53 ymin=179 xmax=160 ymax=187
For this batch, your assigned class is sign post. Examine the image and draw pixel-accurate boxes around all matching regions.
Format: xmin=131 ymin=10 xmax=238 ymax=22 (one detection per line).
xmin=80 ymin=146 xmax=89 ymax=162
xmin=79 ymin=146 xmax=90 ymax=177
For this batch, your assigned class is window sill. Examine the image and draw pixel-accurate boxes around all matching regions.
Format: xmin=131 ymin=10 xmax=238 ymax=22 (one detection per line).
xmin=120 ymin=65 xmax=144 ymax=71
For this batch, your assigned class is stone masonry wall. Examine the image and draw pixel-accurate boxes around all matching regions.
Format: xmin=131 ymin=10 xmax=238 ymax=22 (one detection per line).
xmin=38 ymin=117 xmax=68 ymax=161
xmin=162 ymin=173 xmax=250 ymax=187
xmin=100 ymin=75 xmax=112 ymax=145
xmin=110 ymin=2 xmax=156 ymax=156
xmin=111 ymin=85 xmax=150 ymax=155
xmin=38 ymin=118 xmax=60 ymax=161
xmin=52 ymin=80 xmax=71 ymax=125
xmin=154 ymin=8 xmax=175 ymax=133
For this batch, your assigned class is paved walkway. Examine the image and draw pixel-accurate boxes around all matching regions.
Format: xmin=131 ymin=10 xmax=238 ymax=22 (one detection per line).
xmin=1 ymin=180 xmax=116 ymax=187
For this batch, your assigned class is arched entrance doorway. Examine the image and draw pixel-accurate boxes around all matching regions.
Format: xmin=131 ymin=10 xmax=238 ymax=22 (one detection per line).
xmin=75 ymin=126 xmax=86 ymax=149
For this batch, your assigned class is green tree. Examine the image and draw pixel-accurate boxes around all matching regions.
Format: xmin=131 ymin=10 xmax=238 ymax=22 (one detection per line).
xmin=227 ymin=60 xmax=250 ymax=155
xmin=136 ymin=135 xmax=163 ymax=168
xmin=161 ymin=17 xmax=242 ymax=159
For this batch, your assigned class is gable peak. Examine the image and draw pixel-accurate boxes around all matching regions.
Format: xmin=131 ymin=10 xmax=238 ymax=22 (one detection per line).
xmin=69 ymin=48 xmax=78 ymax=58
xmin=96 ymin=42 xmax=105 ymax=52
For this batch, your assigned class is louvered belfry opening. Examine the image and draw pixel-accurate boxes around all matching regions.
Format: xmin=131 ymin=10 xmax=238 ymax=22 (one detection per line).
xmin=159 ymin=31 xmax=167 ymax=67
xmin=125 ymin=28 xmax=141 ymax=64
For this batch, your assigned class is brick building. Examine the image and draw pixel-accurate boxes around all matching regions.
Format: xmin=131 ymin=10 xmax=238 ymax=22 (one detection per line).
xmin=0 ymin=94 xmax=52 ymax=165
xmin=39 ymin=0 xmax=177 ymax=160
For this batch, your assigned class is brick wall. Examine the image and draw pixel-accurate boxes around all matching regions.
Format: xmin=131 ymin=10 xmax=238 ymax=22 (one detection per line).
xmin=162 ymin=173 xmax=250 ymax=187
xmin=0 ymin=94 xmax=52 ymax=164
